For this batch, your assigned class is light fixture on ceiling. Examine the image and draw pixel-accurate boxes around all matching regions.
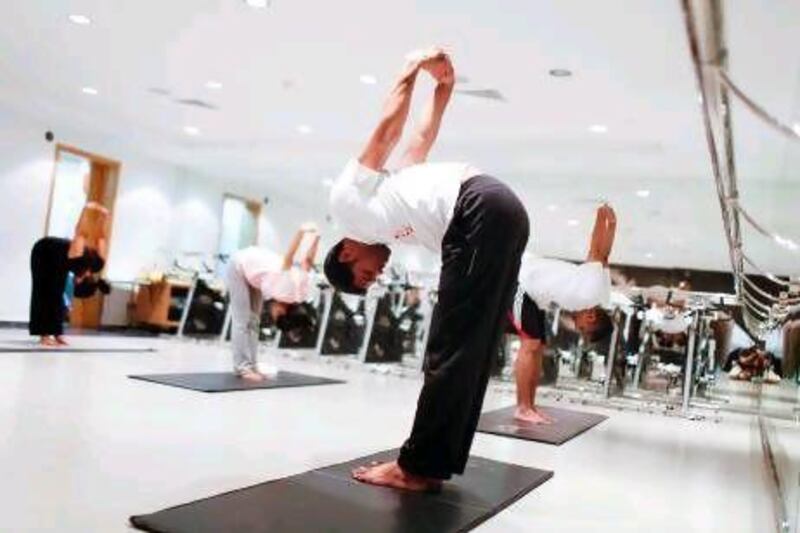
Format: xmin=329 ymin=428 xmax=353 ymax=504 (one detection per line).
xmin=205 ymin=80 xmax=223 ymax=90
xmin=588 ymin=124 xmax=608 ymax=134
xmin=793 ymin=123 xmax=800 ymax=136
xmin=81 ymin=87 xmax=98 ymax=95
xmin=296 ymin=125 xmax=313 ymax=135
xmin=359 ymin=74 xmax=378 ymax=85
xmin=645 ymin=252 xmax=654 ymax=259
xmin=636 ymin=189 xmax=651 ymax=198
xmin=322 ymin=178 xmax=334 ymax=188
xmin=567 ymin=219 xmax=579 ymax=227
xmin=68 ymin=14 xmax=92 ymax=25
xmin=244 ymin=0 xmax=270 ymax=8
xmin=183 ymin=126 xmax=200 ymax=136
xmin=546 ymin=204 xmax=558 ymax=212
xmin=548 ymin=68 xmax=572 ymax=78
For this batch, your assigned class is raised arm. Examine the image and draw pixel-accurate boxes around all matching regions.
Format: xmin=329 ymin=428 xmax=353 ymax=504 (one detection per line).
xmin=281 ymin=229 xmax=306 ymax=271
xmin=586 ymin=204 xmax=617 ymax=266
xmin=400 ymin=54 xmax=455 ymax=167
xmin=302 ymin=233 xmax=321 ymax=272
xmin=358 ymin=49 xmax=446 ymax=171
xmin=68 ymin=201 xmax=109 ymax=258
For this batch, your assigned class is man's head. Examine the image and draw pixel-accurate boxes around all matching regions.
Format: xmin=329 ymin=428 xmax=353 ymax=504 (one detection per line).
xmin=573 ymin=306 xmax=614 ymax=343
xmin=324 ymin=238 xmax=391 ymax=294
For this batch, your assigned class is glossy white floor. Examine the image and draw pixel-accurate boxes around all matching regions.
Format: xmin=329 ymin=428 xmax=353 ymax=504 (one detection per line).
xmin=0 ymin=329 xmax=780 ymax=532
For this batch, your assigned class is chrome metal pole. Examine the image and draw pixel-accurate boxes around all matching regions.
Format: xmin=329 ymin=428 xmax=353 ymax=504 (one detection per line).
xmin=603 ymin=309 xmax=622 ymax=398
xmin=314 ymin=288 xmax=334 ymax=356
xmin=176 ymin=275 xmax=198 ymax=338
xmin=682 ymin=311 xmax=700 ymax=414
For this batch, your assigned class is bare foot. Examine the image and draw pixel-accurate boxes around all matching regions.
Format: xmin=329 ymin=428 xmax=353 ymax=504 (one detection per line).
xmin=514 ymin=407 xmax=554 ymax=425
xmin=352 ymin=461 xmax=442 ymax=492
xmin=237 ymin=370 xmax=266 ymax=382
xmin=55 ymin=336 xmax=69 ymax=346
xmin=39 ymin=336 xmax=58 ymax=347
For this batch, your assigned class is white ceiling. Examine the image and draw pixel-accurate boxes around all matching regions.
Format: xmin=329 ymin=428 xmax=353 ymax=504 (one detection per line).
xmin=0 ymin=0 xmax=797 ymax=274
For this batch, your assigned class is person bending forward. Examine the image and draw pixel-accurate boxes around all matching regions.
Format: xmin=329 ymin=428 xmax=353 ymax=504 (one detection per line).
xmin=323 ymin=49 xmax=529 ymax=491
xmin=508 ymin=204 xmax=617 ymax=425
xmin=29 ymin=201 xmax=110 ymax=346
xmin=227 ymin=225 xmax=319 ymax=381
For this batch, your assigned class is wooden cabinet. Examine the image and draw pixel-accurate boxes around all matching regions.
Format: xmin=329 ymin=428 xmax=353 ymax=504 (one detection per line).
xmin=133 ymin=280 xmax=191 ymax=331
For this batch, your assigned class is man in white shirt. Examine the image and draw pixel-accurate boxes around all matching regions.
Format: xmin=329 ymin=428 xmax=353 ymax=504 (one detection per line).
xmin=324 ymin=49 xmax=529 ymax=492
xmin=507 ymin=205 xmax=617 ymax=424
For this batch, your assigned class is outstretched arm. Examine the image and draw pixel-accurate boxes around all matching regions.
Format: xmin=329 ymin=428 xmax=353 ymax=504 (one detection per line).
xmin=68 ymin=201 xmax=109 ymax=258
xmin=358 ymin=49 xmax=446 ymax=171
xmin=400 ymin=54 xmax=455 ymax=167
xmin=282 ymin=223 xmax=317 ymax=270
xmin=587 ymin=204 xmax=617 ymax=266
xmin=282 ymin=229 xmax=305 ymax=271
xmin=302 ymin=233 xmax=321 ymax=272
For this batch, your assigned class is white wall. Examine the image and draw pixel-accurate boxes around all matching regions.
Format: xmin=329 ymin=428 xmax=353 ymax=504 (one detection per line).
xmin=0 ymin=106 xmax=272 ymax=322
xmin=0 ymin=112 xmax=54 ymax=322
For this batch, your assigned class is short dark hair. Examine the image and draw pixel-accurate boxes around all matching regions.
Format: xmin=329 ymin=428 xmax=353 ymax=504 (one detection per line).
xmin=323 ymin=240 xmax=365 ymax=295
xmin=86 ymin=249 xmax=105 ymax=273
xmin=588 ymin=307 xmax=614 ymax=343
xmin=274 ymin=302 xmax=317 ymax=335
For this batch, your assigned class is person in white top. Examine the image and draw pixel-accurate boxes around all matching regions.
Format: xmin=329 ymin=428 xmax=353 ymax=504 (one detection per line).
xmin=325 ymin=49 xmax=529 ymax=492
xmin=226 ymin=225 xmax=320 ymax=381
xmin=506 ymin=205 xmax=617 ymax=424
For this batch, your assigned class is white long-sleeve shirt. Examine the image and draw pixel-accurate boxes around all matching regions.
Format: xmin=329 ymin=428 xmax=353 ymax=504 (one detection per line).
xmin=519 ymin=254 xmax=611 ymax=311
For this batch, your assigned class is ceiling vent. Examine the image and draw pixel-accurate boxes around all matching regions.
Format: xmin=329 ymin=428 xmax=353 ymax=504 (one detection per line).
xmin=174 ymin=98 xmax=219 ymax=110
xmin=455 ymin=88 xmax=506 ymax=102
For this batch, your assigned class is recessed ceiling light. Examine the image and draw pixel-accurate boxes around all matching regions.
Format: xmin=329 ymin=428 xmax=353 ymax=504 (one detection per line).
xmin=359 ymin=74 xmax=378 ymax=85
xmin=546 ymin=204 xmax=558 ymax=212
xmin=183 ymin=126 xmax=200 ymax=136
xmin=322 ymin=179 xmax=334 ymax=188
xmin=205 ymin=80 xmax=223 ymax=90
xmin=81 ymin=87 xmax=98 ymax=95
xmin=68 ymin=14 xmax=92 ymax=25
xmin=793 ymin=123 xmax=800 ymax=136
xmin=645 ymin=252 xmax=654 ymax=259
xmin=588 ymin=124 xmax=608 ymax=133
xmin=296 ymin=125 xmax=313 ymax=135
xmin=567 ymin=219 xmax=579 ymax=227
xmin=636 ymin=189 xmax=651 ymax=198
xmin=244 ymin=0 xmax=270 ymax=8
xmin=548 ymin=68 xmax=572 ymax=78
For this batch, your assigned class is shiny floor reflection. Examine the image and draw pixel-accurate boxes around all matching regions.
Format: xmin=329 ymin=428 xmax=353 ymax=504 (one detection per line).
xmin=0 ymin=330 xmax=777 ymax=532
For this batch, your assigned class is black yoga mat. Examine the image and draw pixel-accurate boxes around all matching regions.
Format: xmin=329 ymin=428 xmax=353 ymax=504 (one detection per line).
xmin=477 ymin=405 xmax=607 ymax=445
xmin=0 ymin=340 xmax=155 ymax=353
xmin=130 ymin=448 xmax=553 ymax=533
xmin=128 ymin=371 xmax=344 ymax=393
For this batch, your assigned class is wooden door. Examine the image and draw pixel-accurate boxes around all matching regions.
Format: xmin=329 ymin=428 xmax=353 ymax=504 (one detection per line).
xmin=47 ymin=145 xmax=120 ymax=330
